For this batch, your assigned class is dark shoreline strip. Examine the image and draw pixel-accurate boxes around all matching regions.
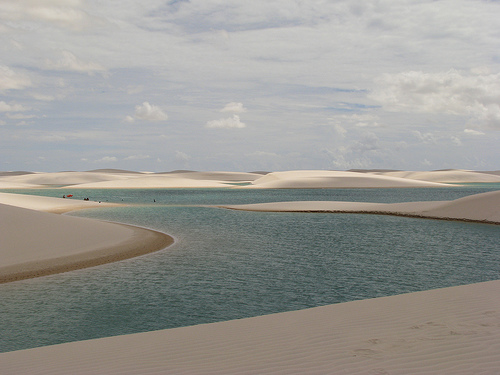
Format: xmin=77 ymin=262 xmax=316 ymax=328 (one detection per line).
xmin=0 ymin=224 xmax=174 ymax=284
xmin=221 ymin=207 xmax=500 ymax=226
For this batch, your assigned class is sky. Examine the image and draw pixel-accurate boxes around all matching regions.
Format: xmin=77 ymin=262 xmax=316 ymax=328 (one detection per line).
xmin=1 ymin=0 xmax=499 ymax=172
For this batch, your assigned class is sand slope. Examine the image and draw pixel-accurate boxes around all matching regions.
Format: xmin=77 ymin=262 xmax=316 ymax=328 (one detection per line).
xmin=222 ymin=190 xmax=500 ymax=224
xmin=245 ymin=170 xmax=450 ymax=189
xmin=0 ymin=192 xmax=117 ymax=213
xmin=0 ymin=171 xmax=140 ymax=188
xmin=369 ymin=169 xmax=500 ymax=183
xmin=0 ymin=193 xmax=173 ymax=283
xmin=0 ymin=170 xmax=263 ymax=189
xmin=1 ymin=280 xmax=499 ymax=374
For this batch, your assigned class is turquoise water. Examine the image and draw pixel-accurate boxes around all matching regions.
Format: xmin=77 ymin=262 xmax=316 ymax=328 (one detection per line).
xmin=0 ymin=187 xmax=499 ymax=353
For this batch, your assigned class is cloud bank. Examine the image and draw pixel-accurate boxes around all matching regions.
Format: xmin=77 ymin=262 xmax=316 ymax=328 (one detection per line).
xmin=371 ymin=70 xmax=500 ymax=129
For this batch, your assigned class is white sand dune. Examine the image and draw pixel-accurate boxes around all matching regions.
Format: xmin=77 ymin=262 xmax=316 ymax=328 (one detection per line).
xmin=71 ymin=175 xmax=237 ymax=188
xmin=157 ymin=171 xmax=263 ymax=181
xmin=221 ymin=190 xmax=500 ymax=224
xmin=244 ymin=170 xmax=450 ymax=189
xmin=368 ymin=169 xmax=500 ymax=183
xmin=0 ymin=170 xmax=262 ymax=189
xmin=0 ymin=171 xmax=140 ymax=188
xmin=1 ymin=169 xmax=498 ymax=189
xmin=1 ymin=280 xmax=499 ymax=374
xmin=0 ymin=192 xmax=117 ymax=213
xmin=0 ymin=195 xmax=173 ymax=283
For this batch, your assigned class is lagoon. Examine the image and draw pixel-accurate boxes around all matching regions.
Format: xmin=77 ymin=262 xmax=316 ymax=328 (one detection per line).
xmin=0 ymin=186 xmax=499 ymax=353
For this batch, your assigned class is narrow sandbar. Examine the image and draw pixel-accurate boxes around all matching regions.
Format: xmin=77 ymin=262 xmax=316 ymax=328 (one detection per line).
xmin=220 ymin=190 xmax=500 ymax=225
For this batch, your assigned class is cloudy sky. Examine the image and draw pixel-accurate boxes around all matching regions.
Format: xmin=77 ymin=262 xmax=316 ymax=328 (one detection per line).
xmin=1 ymin=0 xmax=499 ymax=172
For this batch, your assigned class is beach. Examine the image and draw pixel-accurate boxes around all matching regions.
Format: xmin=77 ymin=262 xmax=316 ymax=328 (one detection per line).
xmin=0 ymin=169 xmax=499 ymax=373
xmin=0 ymin=192 xmax=174 ymax=283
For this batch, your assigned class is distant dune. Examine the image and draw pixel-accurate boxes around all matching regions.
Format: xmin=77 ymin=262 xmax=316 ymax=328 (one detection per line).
xmin=2 ymin=169 xmax=498 ymax=189
xmin=356 ymin=169 xmax=500 ymax=183
xmin=243 ymin=170 xmax=451 ymax=189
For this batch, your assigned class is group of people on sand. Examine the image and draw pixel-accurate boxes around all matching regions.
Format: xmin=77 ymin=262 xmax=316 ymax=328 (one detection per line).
xmin=62 ymin=195 xmax=91 ymax=201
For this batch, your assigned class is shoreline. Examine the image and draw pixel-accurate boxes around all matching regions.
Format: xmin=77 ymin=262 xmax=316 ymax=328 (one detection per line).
xmin=1 ymin=279 xmax=499 ymax=373
xmin=0 ymin=221 xmax=174 ymax=284
xmin=0 ymin=192 xmax=175 ymax=283
xmin=222 ymin=207 xmax=500 ymax=226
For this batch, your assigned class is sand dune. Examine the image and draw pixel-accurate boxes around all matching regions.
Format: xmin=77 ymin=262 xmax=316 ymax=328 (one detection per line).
xmin=0 ymin=171 xmax=140 ymax=188
xmin=1 ymin=169 xmax=498 ymax=189
xmin=1 ymin=280 xmax=499 ymax=374
xmin=221 ymin=190 xmax=500 ymax=224
xmin=367 ymin=169 xmax=500 ymax=183
xmin=0 ymin=192 xmax=117 ymax=213
xmin=0 ymin=170 xmax=262 ymax=189
xmin=3 ymin=169 xmax=497 ymax=189
xmin=244 ymin=170 xmax=450 ymax=189
xmin=0 ymin=195 xmax=173 ymax=283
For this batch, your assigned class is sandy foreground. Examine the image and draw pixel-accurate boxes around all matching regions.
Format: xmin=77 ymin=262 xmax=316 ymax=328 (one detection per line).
xmin=0 ymin=170 xmax=499 ymax=373
xmin=1 ymin=280 xmax=499 ymax=374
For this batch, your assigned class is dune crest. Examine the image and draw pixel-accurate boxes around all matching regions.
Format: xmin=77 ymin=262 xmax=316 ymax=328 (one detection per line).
xmin=245 ymin=170 xmax=450 ymax=188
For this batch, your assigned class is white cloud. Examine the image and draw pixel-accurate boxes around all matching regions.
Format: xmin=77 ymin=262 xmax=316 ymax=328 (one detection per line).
xmin=0 ymin=0 xmax=95 ymax=30
xmin=206 ymin=114 xmax=246 ymax=129
xmin=0 ymin=101 xmax=29 ymax=112
xmin=0 ymin=65 xmax=32 ymax=91
xmin=333 ymin=123 xmax=347 ymax=137
xmin=6 ymin=113 xmax=36 ymax=120
xmin=247 ymin=151 xmax=279 ymax=157
xmin=95 ymin=156 xmax=118 ymax=163
xmin=175 ymin=151 xmax=191 ymax=162
xmin=39 ymin=134 xmax=67 ymax=142
xmin=124 ymin=154 xmax=150 ymax=160
xmin=221 ymin=102 xmax=247 ymax=113
xmin=328 ymin=114 xmax=381 ymax=137
xmin=412 ymin=130 xmax=436 ymax=144
xmin=371 ymin=69 xmax=500 ymax=129
xmin=451 ymin=136 xmax=462 ymax=146
xmin=134 ymin=102 xmax=168 ymax=122
xmin=31 ymin=93 xmax=56 ymax=101
xmin=46 ymin=51 xmax=106 ymax=75
xmin=123 ymin=115 xmax=135 ymax=123
xmin=464 ymin=129 xmax=485 ymax=135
